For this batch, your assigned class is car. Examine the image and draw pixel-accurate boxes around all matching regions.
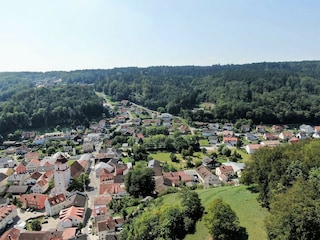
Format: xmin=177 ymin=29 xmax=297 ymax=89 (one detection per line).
xmin=44 ymin=216 xmax=48 ymax=219
xmin=42 ymin=220 xmax=48 ymax=224
xmin=26 ymin=208 xmax=30 ymax=212
xmin=7 ymin=220 xmax=13 ymax=225
xmin=88 ymin=228 xmax=92 ymax=234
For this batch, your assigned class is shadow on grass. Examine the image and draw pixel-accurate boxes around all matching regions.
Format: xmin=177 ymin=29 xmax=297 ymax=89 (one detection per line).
xmin=238 ymin=226 xmax=249 ymax=240
xmin=246 ymin=184 xmax=259 ymax=193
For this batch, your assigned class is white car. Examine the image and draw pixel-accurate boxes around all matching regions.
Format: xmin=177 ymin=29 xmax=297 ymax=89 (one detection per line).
xmin=88 ymin=228 xmax=92 ymax=234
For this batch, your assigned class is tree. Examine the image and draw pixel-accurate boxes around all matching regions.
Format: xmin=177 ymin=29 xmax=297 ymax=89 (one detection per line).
xmin=125 ymin=167 xmax=155 ymax=198
xmin=69 ymin=173 xmax=90 ymax=192
xmin=204 ymin=198 xmax=241 ymax=240
xmin=266 ymin=178 xmax=320 ymax=240
xmin=30 ymin=220 xmax=42 ymax=231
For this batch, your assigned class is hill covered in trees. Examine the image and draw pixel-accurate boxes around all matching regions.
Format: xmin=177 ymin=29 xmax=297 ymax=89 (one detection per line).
xmin=0 ymin=85 xmax=103 ymax=135
xmin=2 ymin=61 xmax=320 ymax=131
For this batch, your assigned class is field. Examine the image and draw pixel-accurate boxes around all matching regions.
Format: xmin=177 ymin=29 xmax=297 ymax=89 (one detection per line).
xmin=162 ymin=185 xmax=269 ymax=240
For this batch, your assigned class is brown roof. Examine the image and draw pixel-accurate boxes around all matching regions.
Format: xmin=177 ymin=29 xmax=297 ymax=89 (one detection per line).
xmin=0 ymin=205 xmax=17 ymax=220
xmin=70 ymin=161 xmax=84 ymax=179
xmin=55 ymin=153 xmax=68 ymax=164
xmin=94 ymin=196 xmax=112 ymax=207
xmin=24 ymin=151 xmax=40 ymax=161
xmin=30 ymin=171 xmax=42 ymax=180
xmin=19 ymin=193 xmax=49 ymax=209
xmin=47 ymin=193 xmax=66 ymax=206
xmin=99 ymin=183 xmax=126 ymax=195
xmin=98 ymin=218 xmax=116 ymax=232
xmin=0 ymin=227 xmax=20 ymax=240
xmin=19 ymin=230 xmax=63 ymax=240
xmin=219 ymin=165 xmax=234 ymax=174
xmin=163 ymin=171 xmax=192 ymax=186
xmin=16 ymin=163 xmax=27 ymax=174
xmin=196 ymin=165 xmax=213 ymax=179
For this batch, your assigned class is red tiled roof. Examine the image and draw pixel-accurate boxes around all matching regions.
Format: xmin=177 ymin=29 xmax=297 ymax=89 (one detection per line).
xmin=99 ymin=183 xmax=126 ymax=195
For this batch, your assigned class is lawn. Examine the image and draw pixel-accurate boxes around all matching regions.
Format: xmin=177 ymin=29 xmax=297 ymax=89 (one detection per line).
xmin=199 ymin=139 xmax=210 ymax=146
xmin=188 ymin=185 xmax=268 ymax=240
xmin=162 ymin=185 xmax=269 ymax=240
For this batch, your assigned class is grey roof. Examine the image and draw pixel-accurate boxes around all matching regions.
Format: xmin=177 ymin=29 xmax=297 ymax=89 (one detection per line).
xmin=7 ymin=185 xmax=29 ymax=194
xmin=67 ymin=191 xmax=87 ymax=208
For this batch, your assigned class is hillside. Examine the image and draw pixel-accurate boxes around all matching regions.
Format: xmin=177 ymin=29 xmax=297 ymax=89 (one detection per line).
xmin=2 ymin=61 xmax=320 ymax=128
xmin=162 ymin=185 xmax=269 ymax=240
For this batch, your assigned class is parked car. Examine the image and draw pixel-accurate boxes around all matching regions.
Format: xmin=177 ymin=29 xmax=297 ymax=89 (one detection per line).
xmin=42 ymin=220 xmax=48 ymax=224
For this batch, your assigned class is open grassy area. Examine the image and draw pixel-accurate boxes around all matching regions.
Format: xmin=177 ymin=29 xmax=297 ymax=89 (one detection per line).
xmin=192 ymin=185 xmax=268 ymax=240
xmin=199 ymin=139 xmax=210 ymax=146
xmin=162 ymin=185 xmax=269 ymax=240
xmin=149 ymin=152 xmax=185 ymax=170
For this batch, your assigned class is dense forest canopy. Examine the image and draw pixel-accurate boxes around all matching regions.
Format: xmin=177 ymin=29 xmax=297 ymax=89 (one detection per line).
xmin=1 ymin=61 xmax=320 ymax=129
xmin=0 ymin=84 xmax=103 ymax=135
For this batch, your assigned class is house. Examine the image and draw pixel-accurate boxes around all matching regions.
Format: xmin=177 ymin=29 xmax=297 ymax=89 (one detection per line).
xmin=299 ymin=124 xmax=314 ymax=135
xmin=0 ymin=205 xmax=17 ymax=232
xmin=222 ymin=137 xmax=238 ymax=146
xmin=6 ymin=185 xmax=29 ymax=195
xmin=260 ymin=140 xmax=281 ymax=147
xmin=163 ymin=171 xmax=192 ymax=186
xmin=45 ymin=194 xmax=67 ymax=216
xmin=278 ymin=131 xmax=294 ymax=141
xmin=19 ymin=193 xmax=49 ymax=210
xmin=223 ymin=123 xmax=233 ymax=131
xmin=95 ymin=162 xmax=115 ymax=177
xmin=21 ymin=131 xmax=36 ymax=140
xmin=240 ymin=125 xmax=250 ymax=133
xmin=33 ymin=135 xmax=45 ymax=145
xmin=65 ymin=191 xmax=88 ymax=209
xmin=31 ymin=178 xmax=49 ymax=194
xmin=15 ymin=162 xmax=27 ymax=174
xmin=24 ymin=171 xmax=42 ymax=185
xmin=0 ymin=227 xmax=20 ymax=240
xmin=202 ymin=128 xmax=216 ymax=137
xmin=0 ymin=157 xmax=17 ymax=168
xmin=263 ymin=133 xmax=278 ymax=140
xmin=245 ymin=132 xmax=258 ymax=141
xmin=196 ymin=165 xmax=220 ymax=187
xmin=58 ymin=206 xmax=85 ymax=229
xmin=159 ymin=113 xmax=172 ymax=121
xmin=7 ymin=173 xmax=29 ymax=185
xmin=314 ymin=126 xmax=320 ymax=134
xmin=94 ymin=196 xmax=113 ymax=208
xmin=70 ymin=161 xmax=85 ymax=180
xmin=221 ymin=162 xmax=246 ymax=177
xmin=272 ymin=125 xmax=284 ymax=132
xmin=99 ymin=169 xmax=114 ymax=183
xmin=201 ymin=156 xmax=216 ymax=169
xmin=24 ymin=152 xmax=40 ymax=162
xmin=256 ymin=125 xmax=267 ymax=133
xmin=215 ymin=165 xmax=234 ymax=177
xmin=208 ymin=123 xmax=220 ymax=130
xmin=131 ymin=118 xmax=141 ymax=125
xmin=245 ymin=144 xmax=262 ymax=154
xmin=99 ymin=183 xmax=127 ymax=197
xmin=208 ymin=135 xmax=219 ymax=144
xmin=26 ymin=158 xmax=40 ymax=173
xmin=97 ymin=217 xmax=123 ymax=240
xmin=82 ymin=142 xmax=94 ymax=153
xmin=289 ymin=137 xmax=300 ymax=143
xmin=147 ymin=159 xmax=163 ymax=176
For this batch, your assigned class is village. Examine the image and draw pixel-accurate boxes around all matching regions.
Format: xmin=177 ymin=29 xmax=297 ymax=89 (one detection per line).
xmin=0 ymin=98 xmax=319 ymax=240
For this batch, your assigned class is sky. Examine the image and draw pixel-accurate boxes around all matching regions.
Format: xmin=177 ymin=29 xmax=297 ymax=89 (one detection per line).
xmin=0 ymin=0 xmax=320 ymax=72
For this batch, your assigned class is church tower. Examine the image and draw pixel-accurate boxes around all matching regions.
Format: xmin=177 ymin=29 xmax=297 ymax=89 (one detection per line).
xmin=54 ymin=153 xmax=70 ymax=196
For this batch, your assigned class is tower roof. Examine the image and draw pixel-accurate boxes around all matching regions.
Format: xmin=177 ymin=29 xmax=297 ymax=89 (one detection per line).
xmin=55 ymin=153 xmax=68 ymax=164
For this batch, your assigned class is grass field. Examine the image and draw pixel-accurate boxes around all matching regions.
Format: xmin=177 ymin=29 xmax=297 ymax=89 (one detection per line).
xmin=162 ymin=185 xmax=269 ymax=240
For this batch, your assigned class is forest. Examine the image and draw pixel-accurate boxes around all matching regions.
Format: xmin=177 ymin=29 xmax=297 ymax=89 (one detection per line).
xmin=2 ymin=61 xmax=320 ymax=135
xmin=0 ymin=84 xmax=103 ymax=136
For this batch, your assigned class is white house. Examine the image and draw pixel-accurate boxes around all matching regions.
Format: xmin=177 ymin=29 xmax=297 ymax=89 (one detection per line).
xmin=45 ymin=194 xmax=67 ymax=216
xmin=245 ymin=144 xmax=262 ymax=154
